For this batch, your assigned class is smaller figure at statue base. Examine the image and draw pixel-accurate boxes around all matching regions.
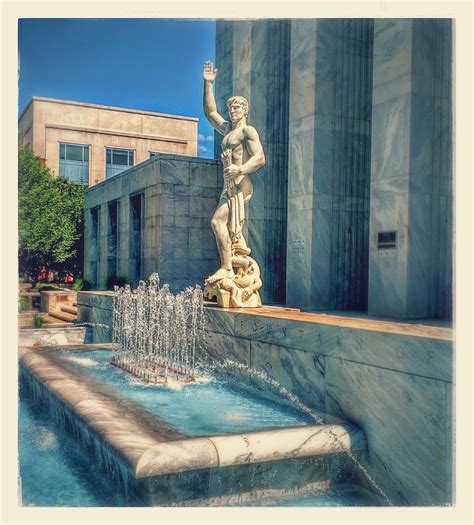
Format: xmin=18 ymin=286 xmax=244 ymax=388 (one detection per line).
xmin=204 ymin=244 xmax=263 ymax=308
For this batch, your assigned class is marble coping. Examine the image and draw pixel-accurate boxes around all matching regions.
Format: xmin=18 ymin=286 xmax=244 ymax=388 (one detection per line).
xmin=77 ymin=292 xmax=452 ymax=341
xmin=18 ymin=345 xmax=366 ymax=480
xmin=206 ymin=305 xmax=453 ymax=341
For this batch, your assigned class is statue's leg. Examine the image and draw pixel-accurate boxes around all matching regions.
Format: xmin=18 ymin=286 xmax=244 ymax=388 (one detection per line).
xmin=207 ymin=200 xmax=235 ymax=283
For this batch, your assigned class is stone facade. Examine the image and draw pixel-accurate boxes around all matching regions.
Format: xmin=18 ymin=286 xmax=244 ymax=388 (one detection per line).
xmin=216 ymin=19 xmax=453 ymax=319
xmin=368 ymin=20 xmax=453 ymax=318
xmin=83 ymin=154 xmax=222 ymax=290
xmin=18 ymin=97 xmax=198 ymax=186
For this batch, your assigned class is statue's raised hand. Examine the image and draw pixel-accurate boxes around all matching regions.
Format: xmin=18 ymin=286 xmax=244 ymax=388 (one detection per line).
xmin=203 ymin=61 xmax=218 ymax=82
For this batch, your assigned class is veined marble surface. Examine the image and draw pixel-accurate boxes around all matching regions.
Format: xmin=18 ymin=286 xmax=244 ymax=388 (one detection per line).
xmin=202 ymin=305 xmax=453 ymax=505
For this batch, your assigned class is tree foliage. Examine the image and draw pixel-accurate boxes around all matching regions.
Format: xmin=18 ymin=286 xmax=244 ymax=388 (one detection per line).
xmin=18 ymin=147 xmax=84 ymax=277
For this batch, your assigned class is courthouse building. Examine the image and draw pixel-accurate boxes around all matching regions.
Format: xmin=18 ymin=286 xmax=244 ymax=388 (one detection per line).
xmin=18 ymin=96 xmax=198 ymax=186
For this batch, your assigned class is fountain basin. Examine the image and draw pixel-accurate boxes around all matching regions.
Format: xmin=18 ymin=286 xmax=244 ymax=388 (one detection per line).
xmin=19 ymin=345 xmax=367 ymax=505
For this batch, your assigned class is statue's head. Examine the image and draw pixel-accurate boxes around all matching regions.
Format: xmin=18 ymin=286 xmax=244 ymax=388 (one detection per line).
xmin=227 ymin=96 xmax=249 ymax=122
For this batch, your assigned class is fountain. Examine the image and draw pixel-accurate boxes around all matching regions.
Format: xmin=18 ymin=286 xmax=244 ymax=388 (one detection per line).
xmin=110 ymin=273 xmax=204 ymax=384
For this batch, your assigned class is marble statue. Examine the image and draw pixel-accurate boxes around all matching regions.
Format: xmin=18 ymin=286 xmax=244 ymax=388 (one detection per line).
xmin=202 ymin=61 xmax=265 ymax=308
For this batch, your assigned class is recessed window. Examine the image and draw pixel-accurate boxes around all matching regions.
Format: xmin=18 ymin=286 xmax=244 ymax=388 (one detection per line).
xmin=59 ymin=143 xmax=89 ymax=185
xmin=106 ymin=147 xmax=134 ymax=179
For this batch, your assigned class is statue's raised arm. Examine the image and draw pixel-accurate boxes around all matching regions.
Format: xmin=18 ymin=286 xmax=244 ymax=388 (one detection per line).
xmin=203 ymin=61 xmax=228 ymax=136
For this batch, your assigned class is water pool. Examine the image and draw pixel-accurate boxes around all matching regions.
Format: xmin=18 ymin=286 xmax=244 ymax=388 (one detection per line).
xmin=19 ymin=346 xmax=381 ymax=507
xmin=56 ymin=348 xmax=314 ymax=435
xmin=19 ymin=398 xmax=378 ymax=507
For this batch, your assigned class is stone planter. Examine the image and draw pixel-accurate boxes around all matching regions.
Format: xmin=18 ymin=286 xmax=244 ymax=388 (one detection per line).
xmin=40 ymin=289 xmax=77 ymax=314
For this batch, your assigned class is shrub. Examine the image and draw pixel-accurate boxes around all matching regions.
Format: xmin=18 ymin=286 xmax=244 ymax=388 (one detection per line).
xmin=18 ymin=296 xmax=29 ymax=312
xmin=32 ymin=313 xmax=45 ymax=328
xmin=72 ymin=278 xmax=92 ymax=291
xmin=35 ymin=283 xmax=63 ymax=292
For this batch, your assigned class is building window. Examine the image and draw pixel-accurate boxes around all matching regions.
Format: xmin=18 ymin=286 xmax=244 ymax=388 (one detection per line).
xmin=90 ymin=207 xmax=100 ymax=289
xmin=129 ymin=193 xmax=144 ymax=286
xmin=106 ymin=147 xmax=134 ymax=179
xmin=107 ymin=200 xmax=120 ymax=279
xmin=59 ymin=143 xmax=89 ymax=185
xmin=149 ymin=151 xmax=160 ymax=158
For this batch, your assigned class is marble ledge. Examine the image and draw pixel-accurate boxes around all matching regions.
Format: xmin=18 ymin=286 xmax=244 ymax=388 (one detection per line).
xmin=19 ymin=346 xmax=366 ymax=482
xmin=204 ymin=305 xmax=453 ymax=342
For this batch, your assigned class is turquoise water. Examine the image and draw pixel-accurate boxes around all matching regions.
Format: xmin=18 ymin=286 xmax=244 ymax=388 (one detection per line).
xmin=18 ymin=398 xmax=140 ymax=507
xmin=19 ymin=348 xmax=381 ymax=507
xmin=19 ymin=398 xmax=377 ymax=507
xmin=57 ymin=349 xmax=313 ymax=435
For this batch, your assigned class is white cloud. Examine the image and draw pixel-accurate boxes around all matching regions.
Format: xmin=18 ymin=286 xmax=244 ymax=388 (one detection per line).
xmin=198 ymin=133 xmax=206 ymax=142
xmin=206 ymin=135 xmax=214 ymax=142
xmin=199 ymin=144 xmax=208 ymax=153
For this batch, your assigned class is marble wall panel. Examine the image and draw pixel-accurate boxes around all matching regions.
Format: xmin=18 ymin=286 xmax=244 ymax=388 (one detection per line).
xmin=370 ymin=94 xmax=411 ymax=181
xmin=368 ymin=191 xmax=409 ymax=317
xmin=159 ymin=159 xmax=190 ymax=186
xmin=289 ymin=20 xmax=317 ymax=124
xmin=369 ymin=19 xmax=453 ymax=319
xmin=229 ymin=311 xmax=452 ymax=381
xmin=189 ymin=162 xmax=219 ymax=188
xmin=372 ymin=20 xmax=413 ymax=87
xmin=160 ymin=226 xmax=189 ymax=248
xmin=288 ymin=128 xmax=316 ymax=198
xmin=203 ymin=331 xmax=250 ymax=368
xmin=233 ymin=313 xmax=339 ymax=355
xmin=325 ymin=357 xmax=450 ymax=505
xmin=249 ymin=341 xmax=326 ymax=412
xmin=203 ymin=307 xmax=236 ymax=336
xmin=207 ymin=455 xmax=352 ymax=501
xmin=286 ymin=208 xmax=314 ymax=309
xmin=189 ymin=196 xmax=219 ymax=219
xmin=186 ymin=258 xmax=217 ymax=281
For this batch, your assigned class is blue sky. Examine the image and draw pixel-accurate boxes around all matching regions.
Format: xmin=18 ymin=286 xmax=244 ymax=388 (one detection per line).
xmin=18 ymin=19 xmax=216 ymax=157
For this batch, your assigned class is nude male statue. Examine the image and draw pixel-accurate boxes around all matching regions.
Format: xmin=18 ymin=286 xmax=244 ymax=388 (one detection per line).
xmin=203 ymin=61 xmax=266 ymax=285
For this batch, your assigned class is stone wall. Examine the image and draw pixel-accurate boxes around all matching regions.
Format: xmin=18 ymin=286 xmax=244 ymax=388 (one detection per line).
xmin=76 ymin=291 xmax=453 ymax=505
xmin=215 ymin=19 xmax=453 ymax=319
xmin=84 ymin=153 xmax=222 ymax=291
xmin=18 ymin=326 xmax=87 ymax=347
xmin=204 ymin=307 xmax=453 ymax=506
xmin=369 ymin=19 xmax=453 ymax=318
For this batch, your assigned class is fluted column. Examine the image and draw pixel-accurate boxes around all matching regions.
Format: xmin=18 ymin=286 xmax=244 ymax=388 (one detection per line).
xmin=287 ymin=19 xmax=373 ymax=311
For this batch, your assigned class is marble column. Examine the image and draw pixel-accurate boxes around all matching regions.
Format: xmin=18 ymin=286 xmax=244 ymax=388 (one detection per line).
xmin=215 ymin=20 xmax=290 ymax=304
xmin=368 ymin=19 xmax=453 ymax=319
xmin=287 ymin=19 xmax=374 ymax=311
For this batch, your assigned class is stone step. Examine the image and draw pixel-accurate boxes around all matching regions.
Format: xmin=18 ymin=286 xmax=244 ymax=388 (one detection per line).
xmin=61 ymin=305 xmax=78 ymax=315
xmin=48 ymin=310 xmax=77 ymax=323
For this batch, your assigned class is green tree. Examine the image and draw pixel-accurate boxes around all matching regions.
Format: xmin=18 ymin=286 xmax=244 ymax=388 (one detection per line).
xmin=18 ymin=147 xmax=84 ymax=278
